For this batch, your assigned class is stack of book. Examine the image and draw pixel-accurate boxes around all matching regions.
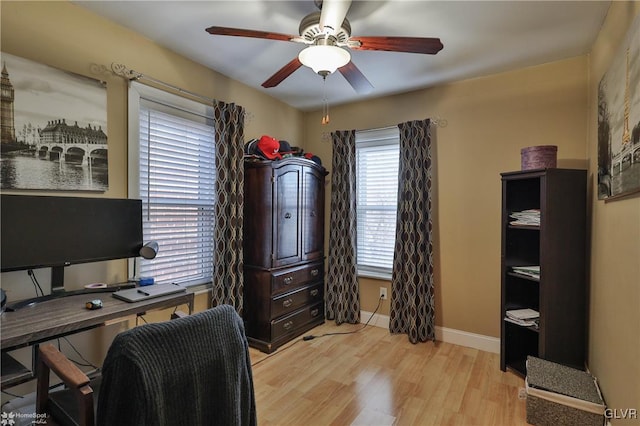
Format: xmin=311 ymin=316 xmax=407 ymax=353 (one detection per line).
xmin=509 ymin=209 xmax=540 ymax=226
xmin=512 ymin=265 xmax=540 ymax=279
xmin=505 ymin=308 xmax=539 ymax=328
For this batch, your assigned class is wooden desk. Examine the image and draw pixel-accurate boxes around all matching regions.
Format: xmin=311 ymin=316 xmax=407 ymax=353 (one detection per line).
xmin=1 ymin=290 xmax=194 ymax=388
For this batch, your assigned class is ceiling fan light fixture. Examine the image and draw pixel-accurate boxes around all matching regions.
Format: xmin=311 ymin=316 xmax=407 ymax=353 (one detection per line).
xmin=298 ymin=45 xmax=350 ymax=75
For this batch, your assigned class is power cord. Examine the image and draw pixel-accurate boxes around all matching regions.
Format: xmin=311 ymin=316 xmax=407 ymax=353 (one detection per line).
xmin=251 ymin=338 xmax=303 ymax=367
xmin=250 ymin=295 xmax=384 ymax=367
xmin=1 ymin=390 xmax=23 ymax=399
xmin=28 ymin=269 xmax=44 ymax=297
xmin=302 ymin=294 xmax=383 ymax=341
xmin=57 ymin=337 xmax=99 ymax=369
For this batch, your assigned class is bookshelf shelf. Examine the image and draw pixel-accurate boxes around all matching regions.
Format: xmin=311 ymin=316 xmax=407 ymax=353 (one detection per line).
xmin=507 ymin=224 xmax=540 ymax=231
xmin=506 ymin=272 xmax=540 ymax=283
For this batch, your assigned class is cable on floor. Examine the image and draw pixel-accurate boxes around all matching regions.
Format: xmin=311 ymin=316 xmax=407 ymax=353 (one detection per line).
xmin=250 ymin=295 xmax=384 ymax=367
xmin=302 ymin=295 xmax=383 ymax=341
xmin=251 ymin=338 xmax=303 ymax=367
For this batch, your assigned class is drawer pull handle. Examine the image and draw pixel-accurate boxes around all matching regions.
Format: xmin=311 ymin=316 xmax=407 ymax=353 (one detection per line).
xmin=284 ymin=212 xmax=292 ymax=219
xmin=310 ymin=269 xmax=319 ymax=277
xmin=283 ymin=321 xmax=294 ymax=331
xmin=283 ymin=299 xmax=293 ymax=308
xmin=310 ymin=289 xmax=319 ymax=297
xmin=311 ymin=308 xmax=319 ymax=317
xmin=283 ymin=276 xmax=293 ymax=285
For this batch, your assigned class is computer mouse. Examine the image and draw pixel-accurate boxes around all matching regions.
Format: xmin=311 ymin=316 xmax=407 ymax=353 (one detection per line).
xmin=86 ymin=299 xmax=103 ymax=310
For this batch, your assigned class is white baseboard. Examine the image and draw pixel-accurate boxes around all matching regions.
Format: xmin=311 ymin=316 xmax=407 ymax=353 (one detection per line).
xmin=360 ymin=309 xmax=390 ymax=329
xmin=361 ymin=310 xmax=500 ymax=354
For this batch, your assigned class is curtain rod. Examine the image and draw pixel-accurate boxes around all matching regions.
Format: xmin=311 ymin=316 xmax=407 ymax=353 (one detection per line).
xmin=321 ymin=117 xmax=447 ymax=143
xmin=110 ymin=63 xmax=216 ymax=105
xmin=355 ymin=117 xmax=448 ymax=136
xmin=109 ymin=63 xmax=254 ymax=122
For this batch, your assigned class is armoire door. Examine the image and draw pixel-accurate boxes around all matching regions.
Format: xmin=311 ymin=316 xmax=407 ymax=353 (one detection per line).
xmin=302 ymin=165 xmax=325 ymax=261
xmin=272 ymin=164 xmax=302 ymax=267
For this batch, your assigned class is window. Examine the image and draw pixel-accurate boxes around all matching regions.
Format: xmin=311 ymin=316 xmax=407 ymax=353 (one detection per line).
xmin=356 ymin=127 xmax=400 ymax=279
xmin=128 ymin=83 xmax=215 ymax=286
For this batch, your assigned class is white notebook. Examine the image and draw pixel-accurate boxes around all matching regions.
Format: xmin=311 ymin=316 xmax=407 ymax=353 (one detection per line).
xmin=506 ymin=308 xmax=539 ymax=320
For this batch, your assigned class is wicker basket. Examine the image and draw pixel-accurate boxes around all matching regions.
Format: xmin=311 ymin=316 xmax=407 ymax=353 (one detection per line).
xmin=521 ymin=145 xmax=557 ymax=170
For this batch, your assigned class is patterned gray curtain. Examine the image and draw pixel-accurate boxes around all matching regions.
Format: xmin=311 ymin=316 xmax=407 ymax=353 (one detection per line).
xmin=326 ymin=130 xmax=360 ymax=324
xmin=211 ymin=101 xmax=245 ymax=313
xmin=389 ymin=119 xmax=435 ymax=343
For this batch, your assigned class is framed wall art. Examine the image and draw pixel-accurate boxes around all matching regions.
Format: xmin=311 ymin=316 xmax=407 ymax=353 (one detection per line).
xmin=597 ymin=14 xmax=640 ymax=201
xmin=1 ymin=52 xmax=108 ymax=191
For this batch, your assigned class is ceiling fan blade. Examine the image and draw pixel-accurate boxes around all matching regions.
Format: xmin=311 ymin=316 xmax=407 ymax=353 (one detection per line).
xmin=205 ymin=26 xmax=300 ymax=43
xmin=319 ymin=0 xmax=352 ymax=34
xmin=338 ymin=61 xmax=373 ymax=94
xmin=262 ymin=57 xmax=303 ymax=88
xmin=349 ymin=36 xmax=444 ymax=55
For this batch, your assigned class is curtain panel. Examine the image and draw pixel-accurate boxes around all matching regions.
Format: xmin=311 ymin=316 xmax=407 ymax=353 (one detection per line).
xmin=211 ymin=101 xmax=246 ymax=313
xmin=389 ymin=119 xmax=435 ymax=343
xmin=326 ymin=130 xmax=360 ymax=324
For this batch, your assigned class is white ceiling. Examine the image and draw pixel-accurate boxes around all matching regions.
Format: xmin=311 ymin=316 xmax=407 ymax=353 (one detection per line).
xmin=74 ymin=0 xmax=610 ymax=111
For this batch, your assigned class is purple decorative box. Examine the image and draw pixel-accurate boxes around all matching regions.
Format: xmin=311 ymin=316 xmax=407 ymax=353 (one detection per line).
xmin=521 ymin=145 xmax=557 ymax=170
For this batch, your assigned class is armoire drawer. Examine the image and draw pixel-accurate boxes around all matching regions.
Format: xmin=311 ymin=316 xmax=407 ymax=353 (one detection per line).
xmin=271 ymin=261 xmax=323 ymax=295
xmin=271 ymin=301 xmax=324 ymax=340
xmin=271 ymin=283 xmax=323 ymax=319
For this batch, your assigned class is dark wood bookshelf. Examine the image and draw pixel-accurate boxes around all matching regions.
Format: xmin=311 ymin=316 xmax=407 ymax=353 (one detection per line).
xmin=500 ymin=168 xmax=587 ymax=376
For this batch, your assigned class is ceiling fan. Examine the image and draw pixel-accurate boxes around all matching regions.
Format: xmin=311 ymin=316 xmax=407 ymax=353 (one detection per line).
xmin=205 ymin=0 xmax=443 ymax=94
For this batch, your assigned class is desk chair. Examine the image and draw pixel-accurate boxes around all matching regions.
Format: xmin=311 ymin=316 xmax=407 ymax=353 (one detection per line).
xmin=36 ymin=305 xmax=257 ymax=426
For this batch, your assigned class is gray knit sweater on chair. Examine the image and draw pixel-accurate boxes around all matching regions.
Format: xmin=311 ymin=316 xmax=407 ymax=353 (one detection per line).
xmin=96 ymin=305 xmax=257 ymax=426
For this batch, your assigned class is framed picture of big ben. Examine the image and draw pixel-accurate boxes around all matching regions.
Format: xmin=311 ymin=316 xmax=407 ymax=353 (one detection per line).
xmin=1 ymin=52 xmax=108 ymax=192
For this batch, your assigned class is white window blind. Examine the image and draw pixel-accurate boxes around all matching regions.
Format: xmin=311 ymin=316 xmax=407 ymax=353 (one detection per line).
xmin=129 ymin=84 xmax=215 ymax=287
xmin=356 ymin=127 xmax=400 ymax=278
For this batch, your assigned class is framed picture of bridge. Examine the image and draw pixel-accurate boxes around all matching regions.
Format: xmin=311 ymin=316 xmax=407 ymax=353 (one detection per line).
xmin=1 ymin=52 xmax=108 ymax=191
xmin=597 ymin=14 xmax=640 ymax=201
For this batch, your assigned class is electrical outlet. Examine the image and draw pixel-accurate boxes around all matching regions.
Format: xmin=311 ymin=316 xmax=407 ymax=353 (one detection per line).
xmin=379 ymin=287 xmax=388 ymax=300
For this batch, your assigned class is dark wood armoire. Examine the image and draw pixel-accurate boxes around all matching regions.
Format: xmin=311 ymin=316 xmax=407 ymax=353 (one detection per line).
xmin=243 ymin=157 xmax=327 ymax=353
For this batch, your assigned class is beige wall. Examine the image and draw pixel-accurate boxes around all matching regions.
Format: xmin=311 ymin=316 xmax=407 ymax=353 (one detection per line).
xmin=587 ymin=1 xmax=640 ymax=418
xmin=304 ymin=56 xmax=589 ymax=338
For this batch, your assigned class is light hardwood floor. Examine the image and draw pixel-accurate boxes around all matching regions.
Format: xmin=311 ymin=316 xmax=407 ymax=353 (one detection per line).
xmin=249 ymin=322 xmax=529 ymax=426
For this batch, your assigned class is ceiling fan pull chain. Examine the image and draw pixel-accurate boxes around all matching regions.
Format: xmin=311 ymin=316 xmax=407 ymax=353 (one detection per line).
xmin=322 ymin=76 xmax=330 ymax=125
xmin=325 ymin=100 xmax=330 ymax=124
